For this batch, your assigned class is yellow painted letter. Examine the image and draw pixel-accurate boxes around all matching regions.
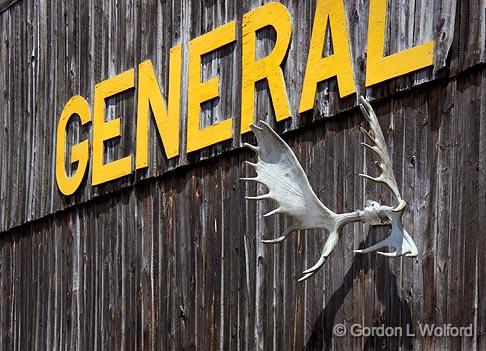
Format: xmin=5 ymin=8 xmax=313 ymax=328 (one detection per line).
xmin=299 ymin=0 xmax=356 ymax=113
xmin=136 ymin=46 xmax=182 ymax=169
xmin=366 ymin=0 xmax=434 ymax=86
xmin=241 ymin=2 xmax=292 ymax=133
xmin=187 ymin=21 xmax=236 ymax=153
xmin=92 ymin=69 xmax=134 ymax=185
xmin=56 ymin=95 xmax=91 ymax=195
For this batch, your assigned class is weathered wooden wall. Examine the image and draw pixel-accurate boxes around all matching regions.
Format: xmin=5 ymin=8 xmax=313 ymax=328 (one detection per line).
xmin=1 ymin=0 xmax=485 ymax=350
xmin=2 ymin=0 xmax=481 ymax=232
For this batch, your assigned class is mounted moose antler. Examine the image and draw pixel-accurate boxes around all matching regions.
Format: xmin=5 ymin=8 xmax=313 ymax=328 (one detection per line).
xmin=242 ymin=96 xmax=418 ymax=281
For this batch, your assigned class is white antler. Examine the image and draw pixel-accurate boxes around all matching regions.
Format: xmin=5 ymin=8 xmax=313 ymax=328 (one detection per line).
xmin=242 ymin=122 xmax=362 ymax=281
xmin=357 ymin=96 xmax=404 ymax=211
xmin=353 ymin=96 xmax=417 ymax=257
xmin=241 ymin=96 xmax=418 ymax=281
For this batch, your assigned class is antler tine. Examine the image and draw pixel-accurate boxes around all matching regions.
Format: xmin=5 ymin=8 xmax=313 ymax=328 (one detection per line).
xmin=261 ymin=224 xmax=298 ymax=244
xmin=358 ymin=96 xmax=403 ymax=210
xmin=241 ymin=109 xmax=419 ymax=281
xmin=354 ymin=211 xmax=418 ymax=257
xmin=298 ymin=230 xmax=340 ymax=281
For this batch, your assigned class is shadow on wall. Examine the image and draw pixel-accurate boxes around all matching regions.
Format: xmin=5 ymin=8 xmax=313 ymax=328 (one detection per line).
xmin=303 ymin=227 xmax=413 ymax=351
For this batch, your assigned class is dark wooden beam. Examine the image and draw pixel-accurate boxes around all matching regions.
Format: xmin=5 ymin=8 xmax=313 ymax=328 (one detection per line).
xmin=0 ymin=0 xmax=19 ymax=13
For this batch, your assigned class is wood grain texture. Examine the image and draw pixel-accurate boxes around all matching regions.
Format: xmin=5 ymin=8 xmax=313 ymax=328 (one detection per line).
xmin=0 ymin=0 xmax=474 ymax=232
xmin=1 ymin=68 xmax=485 ymax=349
xmin=1 ymin=0 xmax=485 ymax=350
xmin=0 ymin=0 xmax=19 ymax=13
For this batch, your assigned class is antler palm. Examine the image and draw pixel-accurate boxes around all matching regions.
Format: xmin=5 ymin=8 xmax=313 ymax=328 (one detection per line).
xmin=242 ymin=96 xmax=418 ymax=281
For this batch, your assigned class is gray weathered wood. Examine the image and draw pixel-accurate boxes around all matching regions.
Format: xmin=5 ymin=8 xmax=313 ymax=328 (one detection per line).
xmin=1 ymin=1 xmax=485 ymax=350
xmin=0 ymin=0 xmax=471 ymax=232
